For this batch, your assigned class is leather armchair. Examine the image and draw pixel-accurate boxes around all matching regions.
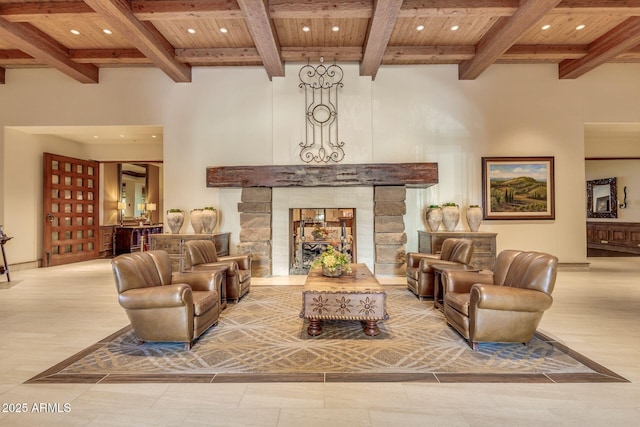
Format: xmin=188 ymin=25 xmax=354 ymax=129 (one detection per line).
xmin=184 ymin=240 xmax=251 ymax=303
xmin=406 ymin=238 xmax=474 ymax=300
xmin=111 ymin=250 xmax=222 ymax=350
xmin=442 ymin=250 xmax=558 ymax=350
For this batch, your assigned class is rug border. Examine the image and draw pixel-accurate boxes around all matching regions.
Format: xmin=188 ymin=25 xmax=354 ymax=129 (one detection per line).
xmin=25 ymin=301 xmax=630 ymax=385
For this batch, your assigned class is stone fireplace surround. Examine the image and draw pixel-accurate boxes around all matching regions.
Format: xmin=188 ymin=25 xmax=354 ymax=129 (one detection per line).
xmin=208 ymin=163 xmax=438 ymax=277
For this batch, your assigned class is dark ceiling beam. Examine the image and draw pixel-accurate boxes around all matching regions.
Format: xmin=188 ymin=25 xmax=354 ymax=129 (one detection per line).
xmin=176 ymin=48 xmax=262 ymax=64
xmin=361 ymin=0 xmax=404 ymax=79
xmin=282 ymin=47 xmax=363 ymax=62
xmin=236 ymin=0 xmax=284 ymax=79
xmin=383 ymin=45 xmax=475 ymax=62
xmin=0 ymin=18 xmax=98 ymax=83
xmin=130 ymin=0 xmax=243 ymax=20
xmin=559 ymin=17 xmax=640 ymax=78
xmin=269 ymin=0 xmax=372 ymax=18
xmin=83 ymin=0 xmax=191 ymax=82
xmin=458 ymin=0 xmax=563 ymax=80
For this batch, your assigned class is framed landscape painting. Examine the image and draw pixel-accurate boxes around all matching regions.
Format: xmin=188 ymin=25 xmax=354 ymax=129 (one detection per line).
xmin=482 ymin=157 xmax=555 ymax=220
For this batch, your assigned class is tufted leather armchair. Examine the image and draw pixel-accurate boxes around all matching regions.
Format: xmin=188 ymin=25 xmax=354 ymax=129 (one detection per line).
xmin=184 ymin=240 xmax=251 ymax=303
xmin=442 ymin=250 xmax=558 ymax=350
xmin=406 ymin=238 xmax=474 ymax=300
xmin=111 ymin=250 xmax=222 ymax=350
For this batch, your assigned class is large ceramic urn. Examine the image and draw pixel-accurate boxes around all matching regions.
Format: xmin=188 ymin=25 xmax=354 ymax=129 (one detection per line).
xmin=166 ymin=210 xmax=184 ymax=234
xmin=441 ymin=204 xmax=460 ymax=232
xmin=426 ymin=206 xmax=443 ymax=232
xmin=202 ymin=207 xmax=218 ymax=234
xmin=190 ymin=209 xmax=204 ymax=234
xmin=466 ymin=205 xmax=483 ymax=232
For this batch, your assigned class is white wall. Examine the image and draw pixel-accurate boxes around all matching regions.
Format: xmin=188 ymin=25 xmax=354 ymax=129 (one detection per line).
xmin=3 ymin=63 xmax=640 ymax=269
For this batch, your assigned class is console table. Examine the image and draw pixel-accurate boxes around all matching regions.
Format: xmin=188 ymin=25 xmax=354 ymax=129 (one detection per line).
xmin=148 ymin=233 xmax=230 ymax=273
xmin=0 ymin=236 xmax=12 ymax=282
xmin=418 ymin=230 xmax=497 ymax=271
xmin=114 ymin=225 xmax=164 ymax=255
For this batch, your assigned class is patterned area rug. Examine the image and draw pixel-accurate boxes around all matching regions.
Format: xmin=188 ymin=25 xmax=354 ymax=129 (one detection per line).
xmin=28 ymin=286 xmax=627 ymax=384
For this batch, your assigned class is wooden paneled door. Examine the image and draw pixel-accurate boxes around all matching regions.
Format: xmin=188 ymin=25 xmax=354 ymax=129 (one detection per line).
xmin=43 ymin=153 xmax=100 ymax=267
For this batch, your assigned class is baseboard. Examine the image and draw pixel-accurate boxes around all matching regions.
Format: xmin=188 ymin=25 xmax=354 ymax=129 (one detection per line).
xmin=557 ymin=263 xmax=590 ymax=271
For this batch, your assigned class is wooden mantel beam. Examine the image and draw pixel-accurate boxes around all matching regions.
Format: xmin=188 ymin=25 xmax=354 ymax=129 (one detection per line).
xmin=206 ymin=163 xmax=439 ymax=188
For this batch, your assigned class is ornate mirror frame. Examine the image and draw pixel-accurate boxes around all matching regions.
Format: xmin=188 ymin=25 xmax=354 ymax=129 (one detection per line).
xmin=586 ymin=177 xmax=617 ymax=219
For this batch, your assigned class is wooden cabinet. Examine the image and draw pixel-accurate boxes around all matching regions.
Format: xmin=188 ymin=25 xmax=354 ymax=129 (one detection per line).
xmin=418 ymin=231 xmax=497 ymax=271
xmin=99 ymin=225 xmax=115 ymax=258
xmin=148 ymin=233 xmax=230 ymax=273
xmin=587 ymin=222 xmax=640 ymax=255
xmin=114 ymin=225 xmax=164 ymax=255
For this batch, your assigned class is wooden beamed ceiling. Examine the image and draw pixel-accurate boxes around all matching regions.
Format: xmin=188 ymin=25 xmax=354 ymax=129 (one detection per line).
xmin=2 ymin=0 xmax=640 ymax=84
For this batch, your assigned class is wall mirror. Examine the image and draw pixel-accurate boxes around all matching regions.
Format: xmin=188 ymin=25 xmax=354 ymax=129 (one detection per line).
xmin=586 ymin=177 xmax=617 ymax=218
xmin=119 ymin=163 xmax=149 ymax=220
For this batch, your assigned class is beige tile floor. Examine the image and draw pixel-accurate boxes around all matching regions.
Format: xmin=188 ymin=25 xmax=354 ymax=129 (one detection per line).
xmin=0 ymin=257 xmax=639 ymax=426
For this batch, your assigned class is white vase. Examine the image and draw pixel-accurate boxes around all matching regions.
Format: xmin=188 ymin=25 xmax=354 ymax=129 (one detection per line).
xmin=202 ymin=208 xmax=218 ymax=234
xmin=466 ymin=206 xmax=483 ymax=232
xmin=441 ymin=205 xmax=460 ymax=232
xmin=190 ymin=209 xmax=204 ymax=234
xmin=166 ymin=210 xmax=184 ymax=234
xmin=426 ymin=206 xmax=443 ymax=232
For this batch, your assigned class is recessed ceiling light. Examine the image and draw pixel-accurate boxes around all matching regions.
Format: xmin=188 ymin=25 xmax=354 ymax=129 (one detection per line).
xmin=70 ymin=29 xmax=80 ymax=35
xmin=302 ymin=26 xmax=310 ymax=32
xmin=187 ymin=28 xmax=196 ymax=34
xmin=541 ymin=24 xmax=551 ymax=30
xmin=103 ymin=29 xmax=112 ymax=35
xmin=120 ymin=135 xmax=125 ymax=138
xmin=450 ymin=25 xmax=459 ymax=31
xmin=332 ymin=26 xmax=340 ymax=32
xmin=93 ymin=135 xmax=99 ymax=139
xmin=151 ymin=135 xmax=157 ymax=139
xmin=416 ymin=25 xmax=425 ymax=31
xmin=576 ymin=24 xmax=586 ymax=30
xmin=220 ymin=27 xmax=228 ymax=33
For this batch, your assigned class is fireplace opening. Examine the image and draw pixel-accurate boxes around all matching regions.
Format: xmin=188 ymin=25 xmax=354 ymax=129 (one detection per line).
xmin=289 ymin=208 xmax=356 ymax=275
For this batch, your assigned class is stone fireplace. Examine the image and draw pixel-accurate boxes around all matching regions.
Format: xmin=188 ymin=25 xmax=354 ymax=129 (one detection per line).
xmin=207 ymin=163 xmax=438 ymax=277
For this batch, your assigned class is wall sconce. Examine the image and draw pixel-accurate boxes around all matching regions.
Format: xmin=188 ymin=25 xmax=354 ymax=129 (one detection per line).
xmin=619 ymin=186 xmax=628 ymax=209
xmin=145 ymin=203 xmax=157 ymax=224
xmin=117 ymin=201 xmax=126 ymax=225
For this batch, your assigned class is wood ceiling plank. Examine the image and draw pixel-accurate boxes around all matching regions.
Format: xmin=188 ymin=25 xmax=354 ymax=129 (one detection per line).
xmin=176 ymin=47 xmax=261 ymax=63
xmin=361 ymin=0 xmax=404 ymax=78
xmin=458 ymin=0 xmax=563 ymax=80
xmin=269 ymin=0 xmax=372 ymax=19
xmin=281 ymin=46 xmax=363 ymax=61
xmin=84 ymin=0 xmax=191 ymax=82
xmin=0 ymin=1 xmax=95 ymax=22
xmin=559 ymin=16 xmax=640 ymax=78
xmin=131 ymin=0 xmax=243 ymax=20
xmin=236 ymin=0 xmax=284 ymax=79
xmin=384 ymin=45 xmax=475 ymax=62
xmin=0 ymin=17 xmax=98 ymax=83
xmin=399 ymin=0 xmax=518 ymax=17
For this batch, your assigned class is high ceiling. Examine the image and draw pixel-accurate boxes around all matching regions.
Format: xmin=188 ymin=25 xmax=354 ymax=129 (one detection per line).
xmin=2 ymin=1 xmax=640 ymax=85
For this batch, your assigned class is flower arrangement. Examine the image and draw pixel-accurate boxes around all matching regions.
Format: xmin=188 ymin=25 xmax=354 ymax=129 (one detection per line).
xmin=311 ymin=224 xmax=329 ymax=240
xmin=311 ymin=245 xmax=352 ymax=275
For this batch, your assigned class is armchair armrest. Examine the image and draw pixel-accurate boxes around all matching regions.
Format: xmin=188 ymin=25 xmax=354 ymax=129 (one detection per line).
xmin=471 ymin=284 xmax=553 ymax=312
xmin=220 ymin=255 xmax=251 ymax=271
xmin=118 ymin=284 xmax=192 ymax=310
xmin=173 ymin=271 xmax=221 ymax=292
xmin=443 ymin=270 xmax=494 ymax=294
xmin=192 ymin=261 xmax=238 ymax=275
xmin=418 ymin=258 xmax=467 ymax=273
xmin=406 ymin=252 xmax=439 ymax=268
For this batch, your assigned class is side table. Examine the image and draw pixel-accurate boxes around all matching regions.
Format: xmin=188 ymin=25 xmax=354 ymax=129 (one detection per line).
xmin=1 ymin=236 xmax=13 ymax=282
xmin=432 ymin=264 xmax=480 ymax=311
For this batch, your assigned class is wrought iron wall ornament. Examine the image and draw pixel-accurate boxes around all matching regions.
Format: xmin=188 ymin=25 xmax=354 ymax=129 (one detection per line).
xmin=298 ymin=59 xmax=345 ymax=163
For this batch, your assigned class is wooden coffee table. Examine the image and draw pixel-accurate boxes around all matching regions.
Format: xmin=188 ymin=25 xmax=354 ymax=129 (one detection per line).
xmin=300 ymin=263 xmax=388 ymax=336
